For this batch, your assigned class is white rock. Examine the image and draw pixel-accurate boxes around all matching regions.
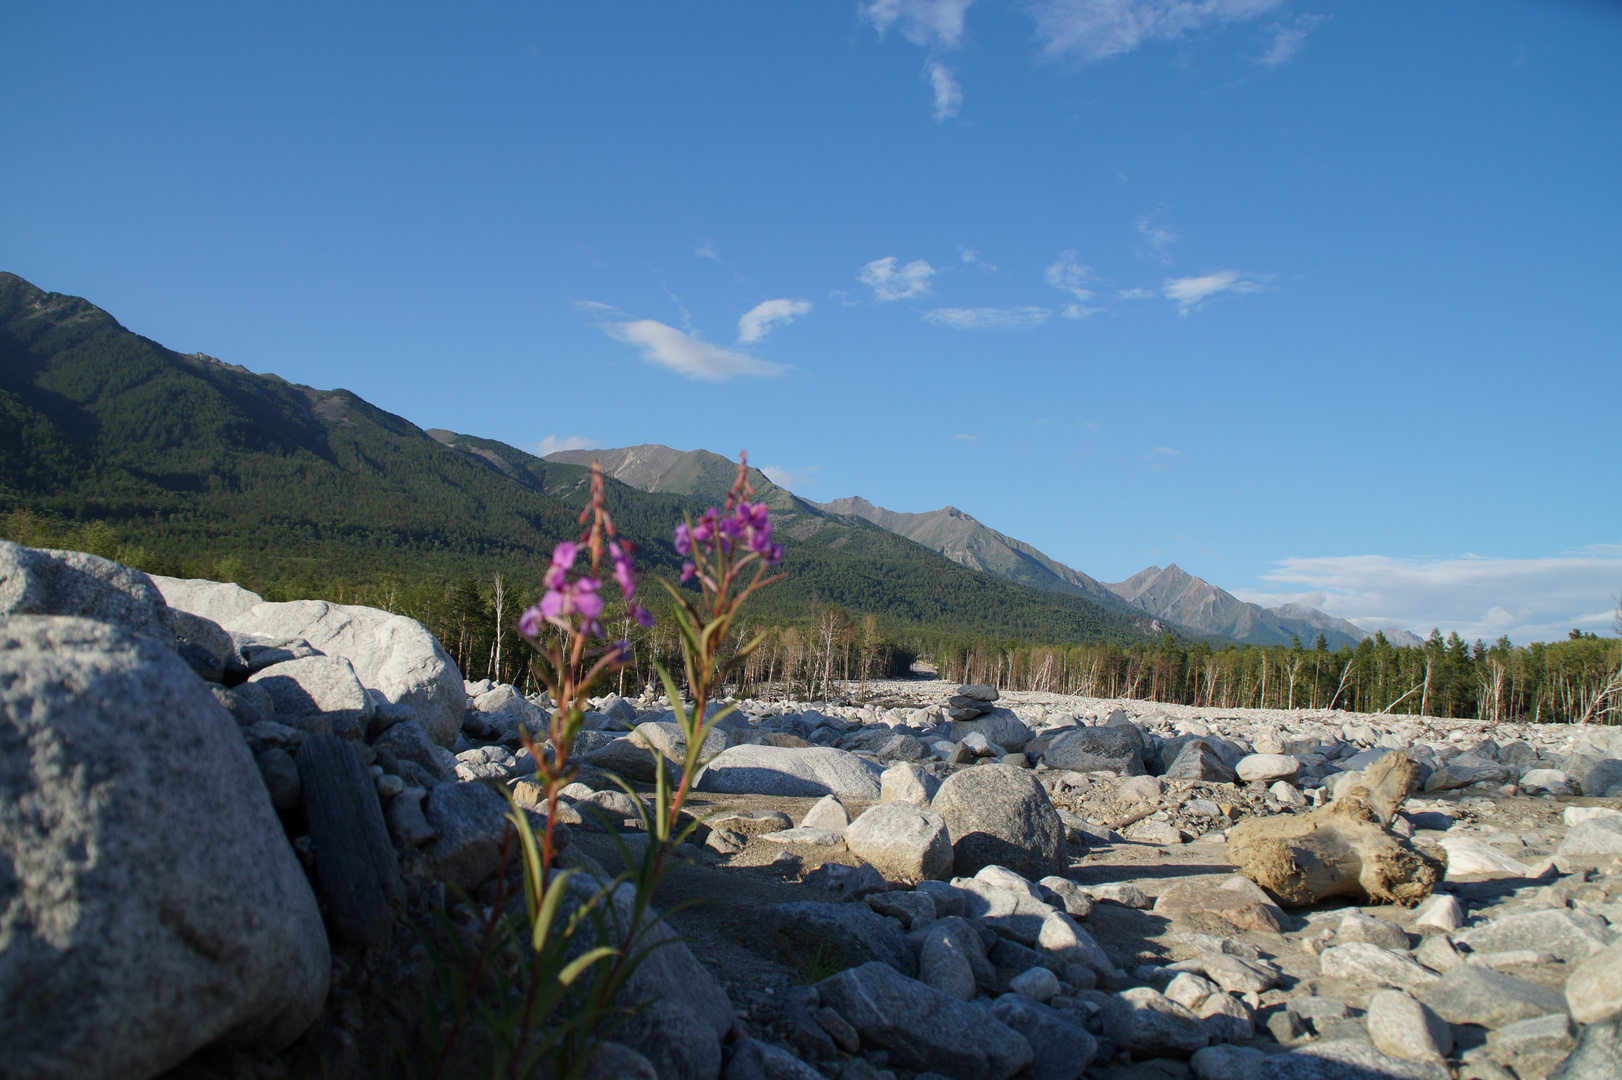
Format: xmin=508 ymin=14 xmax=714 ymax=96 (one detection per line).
xmin=695 ymin=745 xmax=883 ymax=799
xmin=0 ymin=617 xmax=329 ymax=1077
xmin=1008 ymin=965 xmax=1061 ymax=1002
xmin=1437 ymin=835 xmax=1532 ymax=878
xmin=800 ymin=794 xmax=850 ymax=831
xmin=1367 ymin=989 xmax=1451 ymax=1062
xmin=1319 ymin=942 xmax=1439 ymax=994
xmin=879 ymin=762 xmax=940 ymax=806
xmin=1565 ymin=938 xmax=1622 ymax=1024
xmin=842 ymin=802 xmax=954 ymax=883
xmin=1269 ymin=780 xmax=1307 ymax=806
xmin=158 ymin=584 xmax=468 ymax=746
xmin=1235 ymin=754 xmax=1300 ymax=782
xmin=1414 ymin=894 xmax=1464 ymax=934
xmin=1564 ymin=806 xmax=1622 ymax=827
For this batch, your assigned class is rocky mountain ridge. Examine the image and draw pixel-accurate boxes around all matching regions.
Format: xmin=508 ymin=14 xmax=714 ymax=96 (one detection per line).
xmin=545 ymin=444 xmax=1416 ymax=651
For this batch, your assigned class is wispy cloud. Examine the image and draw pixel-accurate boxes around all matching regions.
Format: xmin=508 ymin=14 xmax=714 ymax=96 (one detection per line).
xmin=1046 ymin=250 xmax=1105 ymax=318
xmin=1235 ymin=547 xmax=1622 ymax=644
xmin=925 ymin=60 xmax=963 ymax=121
xmin=1028 ymin=0 xmax=1286 ymax=63
xmin=953 ymin=433 xmax=977 ymax=441
xmin=1256 ymin=13 xmax=1328 ymax=67
xmin=1145 ymin=445 xmax=1181 ymax=471
xmin=606 ymin=320 xmax=786 ymax=381
xmin=1116 ymin=287 xmax=1155 ymax=300
xmin=860 ymin=256 xmax=937 ymax=301
xmin=959 ymin=245 xmax=995 ymax=270
xmin=760 ymin=464 xmax=820 ymax=489
xmin=531 ymin=434 xmax=600 ymax=456
xmin=1136 ymin=211 xmax=1180 ymax=261
xmin=1163 ymin=269 xmax=1267 ymax=313
xmin=694 ymin=238 xmax=720 ymax=260
xmin=737 ymin=298 xmax=812 ymax=344
xmin=861 ymin=0 xmax=975 ymax=50
xmin=925 ymin=306 xmax=1052 ymax=330
xmin=1045 ymin=250 xmax=1097 ymax=301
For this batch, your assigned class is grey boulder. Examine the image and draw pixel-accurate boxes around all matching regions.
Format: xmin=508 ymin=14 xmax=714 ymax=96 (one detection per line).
xmin=696 ymin=745 xmax=883 ymax=799
xmin=154 ymin=582 xmax=468 ymax=747
xmin=843 ymin=802 xmax=954 ymax=884
xmin=0 ymin=542 xmax=176 ymax=648
xmin=1040 ymin=726 xmax=1145 ymax=775
xmin=0 ymin=616 xmax=328 ymax=1080
xmin=930 ymin=764 xmax=1065 ymax=878
xmin=249 ymin=654 xmax=374 ymax=738
xmin=817 ymin=962 xmax=1032 ymax=1080
xmin=1100 ymin=987 xmax=1209 ymax=1058
xmin=772 ymin=901 xmax=917 ymax=977
xmin=1419 ymin=963 xmax=1569 ymax=1028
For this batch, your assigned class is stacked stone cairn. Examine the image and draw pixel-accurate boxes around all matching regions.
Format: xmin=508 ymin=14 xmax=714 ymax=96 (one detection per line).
xmin=6 ymin=540 xmax=1622 ymax=1080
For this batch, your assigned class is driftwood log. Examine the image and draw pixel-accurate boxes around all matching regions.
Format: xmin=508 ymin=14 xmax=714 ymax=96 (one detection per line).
xmin=1226 ymin=750 xmax=1446 ymax=907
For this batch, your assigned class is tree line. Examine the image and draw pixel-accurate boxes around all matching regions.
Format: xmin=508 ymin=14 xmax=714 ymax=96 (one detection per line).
xmin=908 ymin=627 xmax=1621 ymax=726
xmin=6 ymin=510 xmax=1617 ymax=725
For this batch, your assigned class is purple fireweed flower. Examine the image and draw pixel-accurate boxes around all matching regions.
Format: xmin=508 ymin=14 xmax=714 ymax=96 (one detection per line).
xmin=673 ymin=522 xmax=692 ymax=556
xmin=610 ymin=540 xmax=636 ymax=600
xmin=608 ymin=639 xmax=633 ymax=664
xmin=540 ymin=576 xmax=603 ymax=623
xmin=680 ymin=561 xmax=697 ymax=583
xmin=630 ymin=602 xmax=654 ymax=628
xmin=518 ymin=605 xmax=544 ymax=637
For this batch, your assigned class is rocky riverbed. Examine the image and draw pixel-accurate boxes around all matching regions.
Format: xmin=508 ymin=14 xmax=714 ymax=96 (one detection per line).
xmin=3 ymin=540 xmax=1621 ymax=1080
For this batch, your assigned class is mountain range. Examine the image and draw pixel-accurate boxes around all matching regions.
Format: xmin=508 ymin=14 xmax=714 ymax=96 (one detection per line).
xmin=0 ymin=271 xmax=1163 ymax=644
xmin=0 ymin=269 xmax=1417 ymax=650
xmin=550 ymin=446 xmax=1421 ymax=650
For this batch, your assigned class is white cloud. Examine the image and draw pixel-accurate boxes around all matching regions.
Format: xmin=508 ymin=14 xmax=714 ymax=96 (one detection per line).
xmin=1239 ymin=547 xmax=1622 ymax=644
xmin=694 ymin=238 xmax=720 ymax=260
xmin=959 ymin=245 xmax=995 ymax=269
xmin=1145 ymin=445 xmax=1181 ymax=471
xmin=1045 ymin=249 xmax=1097 ymax=302
xmin=925 ymin=306 xmax=1053 ymax=330
xmin=606 ymin=320 xmax=786 ymax=381
xmin=860 ymin=256 xmax=937 ymax=301
xmin=1163 ymin=269 xmax=1267 ymax=313
xmin=1061 ymin=303 xmax=1104 ymax=319
xmin=531 ymin=434 xmax=600 ymax=456
xmin=572 ymin=300 xmax=623 ymax=315
xmin=1256 ymin=13 xmax=1328 ymax=67
xmin=1028 ymin=0 xmax=1285 ymax=63
xmin=861 ymin=0 xmax=975 ymax=50
xmin=926 ymin=60 xmax=963 ymax=121
xmin=760 ymin=464 xmax=819 ymax=489
xmin=1116 ymin=287 xmax=1156 ymax=300
xmin=737 ymin=298 xmax=812 ymax=344
xmin=953 ymin=433 xmax=977 ymax=440
xmin=1136 ymin=211 xmax=1180 ymax=259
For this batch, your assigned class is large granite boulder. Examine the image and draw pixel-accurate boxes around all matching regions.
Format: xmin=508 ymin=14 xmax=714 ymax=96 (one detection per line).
xmin=1040 ymin=726 xmax=1145 ymax=775
xmin=817 ymin=962 xmax=1032 ymax=1080
xmin=931 ymin=764 xmax=1065 ymax=878
xmin=1 ymin=541 xmax=176 ymax=648
xmin=695 ymin=745 xmax=883 ymax=799
xmin=0 ymin=616 xmax=328 ymax=1080
xmin=154 ymin=579 xmax=467 ymax=747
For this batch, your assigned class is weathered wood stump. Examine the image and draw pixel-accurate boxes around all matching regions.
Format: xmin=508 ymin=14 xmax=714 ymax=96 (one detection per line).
xmin=297 ymin=734 xmax=403 ymax=946
xmin=1226 ymin=751 xmax=1446 ymax=907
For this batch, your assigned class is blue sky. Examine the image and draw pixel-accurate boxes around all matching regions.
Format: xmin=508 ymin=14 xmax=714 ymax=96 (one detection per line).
xmin=4 ymin=1 xmax=1619 ymax=643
